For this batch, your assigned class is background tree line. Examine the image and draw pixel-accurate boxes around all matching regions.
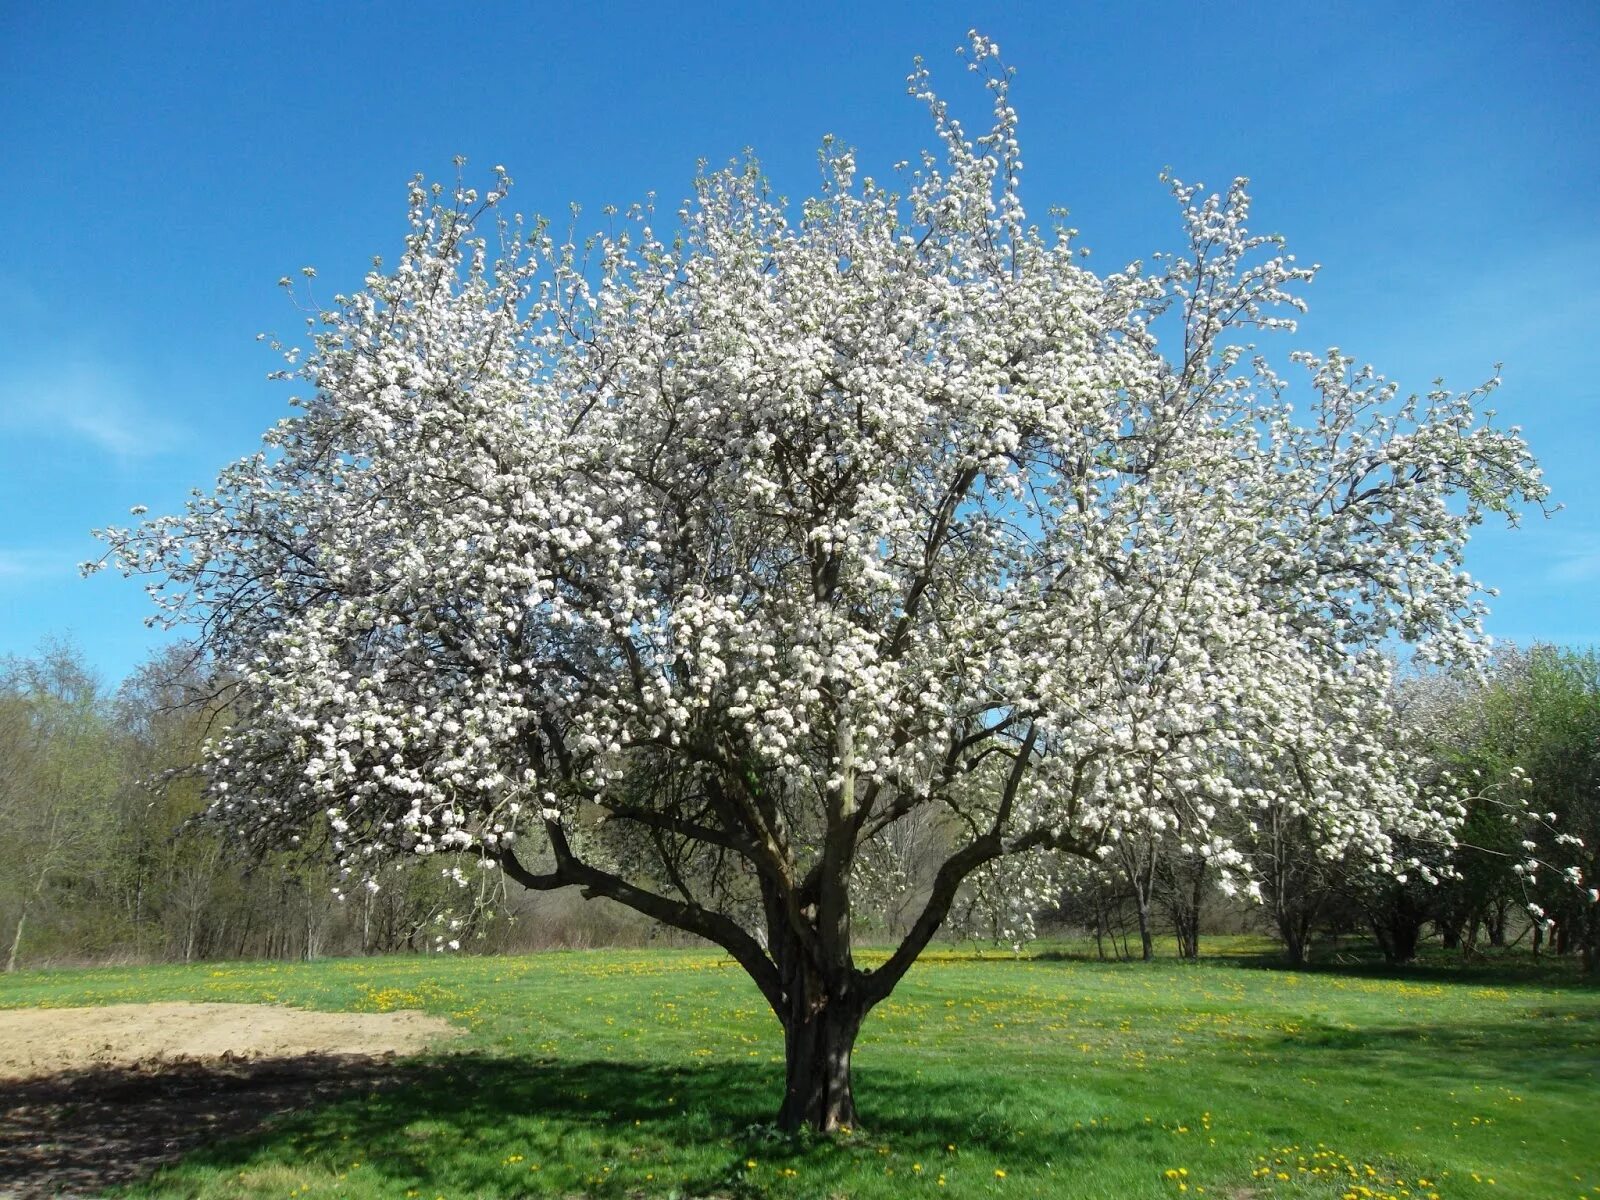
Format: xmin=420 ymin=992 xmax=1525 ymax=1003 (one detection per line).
xmin=1023 ymin=645 xmax=1599 ymax=972
xmin=2 ymin=640 xmax=1595 ymax=972
xmin=0 ymin=642 xmax=613 ymax=968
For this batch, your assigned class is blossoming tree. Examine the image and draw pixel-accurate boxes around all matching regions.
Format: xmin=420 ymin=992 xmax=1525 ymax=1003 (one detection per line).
xmin=96 ymin=36 xmax=1545 ymax=1130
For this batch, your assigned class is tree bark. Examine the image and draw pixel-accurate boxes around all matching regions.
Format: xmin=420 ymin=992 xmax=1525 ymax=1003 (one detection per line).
xmin=1124 ymin=843 xmax=1157 ymax=961
xmin=1181 ymin=863 xmax=1205 ymax=959
xmin=1136 ymin=900 xmax=1154 ymax=961
xmin=777 ymin=985 xmax=863 ymax=1132
xmin=4 ymin=907 xmax=27 ymax=973
xmin=1278 ymin=907 xmax=1310 ymax=966
xmin=1486 ymin=900 xmax=1508 ymax=948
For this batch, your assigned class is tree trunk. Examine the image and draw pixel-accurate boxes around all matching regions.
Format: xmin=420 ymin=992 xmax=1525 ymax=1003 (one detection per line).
xmin=132 ymin=861 xmax=145 ymax=959
xmin=4 ymin=907 xmax=28 ymax=973
xmin=235 ymin=908 xmax=256 ymax=959
xmin=1372 ymin=911 xmax=1420 ymax=964
xmin=1282 ymin=930 xmax=1306 ymax=966
xmin=1175 ymin=910 xmax=1198 ymax=960
xmin=1278 ymin=907 xmax=1310 ymax=966
xmin=778 ymin=991 xmax=863 ymax=1132
xmin=1181 ymin=863 xmax=1205 ymax=959
xmin=1128 ymin=846 xmax=1157 ymax=961
xmin=1367 ymin=889 xmax=1425 ymax=965
xmin=1486 ymin=901 xmax=1508 ymax=948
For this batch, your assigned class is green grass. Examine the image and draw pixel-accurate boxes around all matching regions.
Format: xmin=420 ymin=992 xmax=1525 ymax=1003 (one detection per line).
xmin=2 ymin=941 xmax=1596 ymax=1200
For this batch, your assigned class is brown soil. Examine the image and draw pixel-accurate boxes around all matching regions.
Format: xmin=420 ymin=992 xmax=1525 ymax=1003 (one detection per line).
xmin=0 ymin=1002 xmax=460 ymax=1199
xmin=0 ymin=1001 xmax=457 ymax=1080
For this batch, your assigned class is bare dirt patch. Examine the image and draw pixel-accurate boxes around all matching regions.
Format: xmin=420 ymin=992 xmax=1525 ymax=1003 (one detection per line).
xmin=0 ymin=1001 xmax=458 ymax=1080
xmin=0 ymin=1003 xmax=461 ymax=1199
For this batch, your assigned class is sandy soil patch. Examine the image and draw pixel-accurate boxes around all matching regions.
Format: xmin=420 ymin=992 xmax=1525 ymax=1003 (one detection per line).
xmin=0 ymin=1000 xmax=459 ymax=1080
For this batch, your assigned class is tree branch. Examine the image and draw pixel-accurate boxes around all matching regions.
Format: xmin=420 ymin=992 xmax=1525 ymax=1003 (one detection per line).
xmin=499 ymin=836 xmax=784 ymax=1016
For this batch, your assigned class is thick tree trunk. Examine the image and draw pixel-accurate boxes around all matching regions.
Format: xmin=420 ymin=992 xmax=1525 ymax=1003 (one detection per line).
xmin=1371 ymin=912 xmax=1420 ymax=964
xmin=1278 ymin=908 xmax=1310 ymax=966
xmin=1367 ymin=889 xmax=1425 ymax=965
xmin=778 ymin=992 xmax=863 ymax=1132
xmin=1282 ymin=931 xmax=1306 ymax=966
xmin=1175 ymin=911 xmax=1198 ymax=960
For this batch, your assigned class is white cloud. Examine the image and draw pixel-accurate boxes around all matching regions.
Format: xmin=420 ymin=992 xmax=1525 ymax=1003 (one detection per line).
xmin=1547 ymin=532 xmax=1600 ymax=584
xmin=0 ymin=360 xmax=183 ymax=460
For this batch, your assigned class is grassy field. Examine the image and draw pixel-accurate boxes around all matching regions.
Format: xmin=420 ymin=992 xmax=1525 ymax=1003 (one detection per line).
xmin=2 ymin=940 xmax=1596 ymax=1200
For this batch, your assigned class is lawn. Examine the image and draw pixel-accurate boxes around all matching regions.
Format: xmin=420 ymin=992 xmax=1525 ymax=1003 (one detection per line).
xmin=2 ymin=941 xmax=1595 ymax=1199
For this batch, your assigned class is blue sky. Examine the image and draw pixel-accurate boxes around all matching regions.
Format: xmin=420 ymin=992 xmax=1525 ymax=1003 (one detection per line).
xmin=2 ymin=1 xmax=1596 ymax=686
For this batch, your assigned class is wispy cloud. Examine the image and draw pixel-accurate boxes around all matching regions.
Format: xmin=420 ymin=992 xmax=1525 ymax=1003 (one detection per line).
xmin=1547 ymin=532 xmax=1600 ymax=584
xmin=0 ymin=360 xmax=183 ymax=460
xmin=0 ymin=548 xmax=79 ymax=586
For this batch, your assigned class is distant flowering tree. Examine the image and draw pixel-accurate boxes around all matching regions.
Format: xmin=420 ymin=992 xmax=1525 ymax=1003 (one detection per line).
xmin=94 ymin=34 xmax=1546 ymax=1129
xmin=1410 ymin=647 xmax=1600 ymax=970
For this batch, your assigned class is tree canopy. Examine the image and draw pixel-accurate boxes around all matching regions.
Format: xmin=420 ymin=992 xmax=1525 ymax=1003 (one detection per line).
xmin=96 ymin=35 xmax=1546 ymax=1129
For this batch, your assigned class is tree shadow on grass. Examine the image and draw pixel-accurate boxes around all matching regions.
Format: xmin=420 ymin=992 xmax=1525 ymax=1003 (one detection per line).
xmin=1261 ymin=1012 xmax=1600 ymax=1090
xmin=1020 ymin=946 xmax=1596 ymax=991
xmin=1226 ymin=953 xmax=1597 ymax=991
xmin=0 ymin=1054 xmax=406 ymax=1200
xmin=2 ymin=1051 xmax=1150 ymax=1199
